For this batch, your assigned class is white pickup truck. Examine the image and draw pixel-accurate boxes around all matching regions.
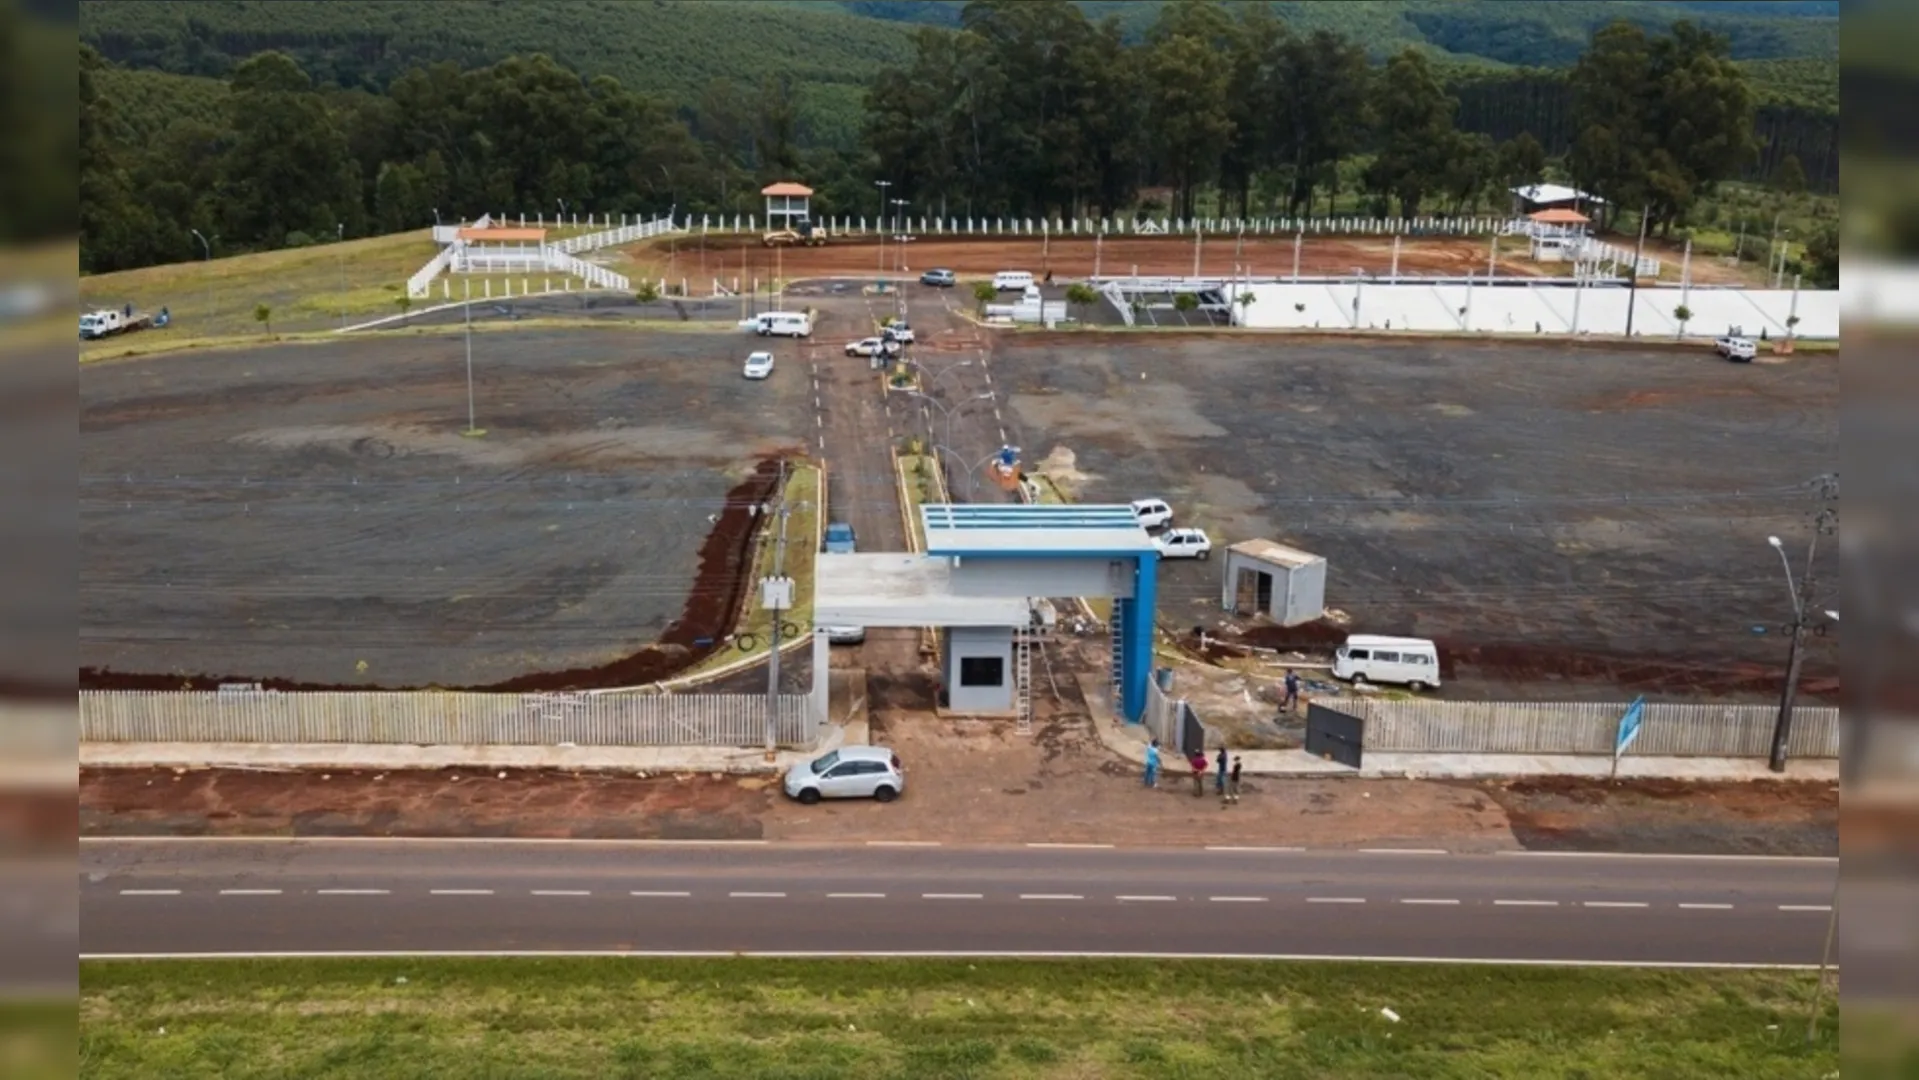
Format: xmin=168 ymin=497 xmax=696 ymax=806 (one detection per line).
xmin=1714 ymin=336 xmax=1757 ymax=362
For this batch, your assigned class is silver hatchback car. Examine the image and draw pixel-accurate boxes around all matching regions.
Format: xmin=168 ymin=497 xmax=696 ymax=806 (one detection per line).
xmin=783 ymin=745 xmax=904 ymax=804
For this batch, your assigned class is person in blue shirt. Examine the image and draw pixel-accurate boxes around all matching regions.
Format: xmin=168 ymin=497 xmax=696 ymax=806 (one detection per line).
xmin=1143 ymin=739 xmax=1160 ymax=788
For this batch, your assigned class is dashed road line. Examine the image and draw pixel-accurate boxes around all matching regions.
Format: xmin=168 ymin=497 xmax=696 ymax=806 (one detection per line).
xmin=922 ymin=893 xmax=983 ymax=900
xmin=1358 ymin=848 xmax=1450 ymax=856
xmin=1210 ymin=896 xmax=1269 ymax=904
xmin=1205 ymin=846 xmax=1306 ymax=853
xmin=1583 ymin=901 xmax=1651 ymax=909
xmin=1020 ymin=894 xmax=1083 ymax=901
xmin=316 ymin=889 xmax=390 ymax=896
xmin=1026 ymin=842 xmax=1114 ymax=850
xmin=866 ymin=840 xmax=941 ymax=847
xmin=729 ymin=891 xmax=786 ymax=899
xmin=1400 ymin=898 xmax=1461 ymax=906
xmin=218 ymin=889 xmax=283 ymax=896
xmin=827 ymin=893 xmax=887 ymax=899
xmin=1494 ymin=900 xmax=1560 ymax=907
xmin=119 ymin=889 xmax=180 ymax=896
xmin=1679 ymin=903 xmax=1734 ymax=910
xmin=431 ymin=889 xmax=495 ymax=896
xmin=629 ymin=890 xmax=692 ymax=898
xmin=1306 ymin=897 xmax=1366 ymax=904
xmin=531 ymin=890 xmax=592 ymax=897
xmin=1778 ymin=904 xmax=1832 ymax=912
xmin=1117 ymin=895 xmax=1177 ymax=902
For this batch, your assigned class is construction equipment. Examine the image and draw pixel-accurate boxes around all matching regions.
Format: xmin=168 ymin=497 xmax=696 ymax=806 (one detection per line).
xmin=762 ymin=218 xmax=829 ymax=248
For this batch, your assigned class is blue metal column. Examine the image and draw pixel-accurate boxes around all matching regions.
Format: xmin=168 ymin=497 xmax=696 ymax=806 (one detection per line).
xmin=1120 ymin=552 xmax=1159 ymax=722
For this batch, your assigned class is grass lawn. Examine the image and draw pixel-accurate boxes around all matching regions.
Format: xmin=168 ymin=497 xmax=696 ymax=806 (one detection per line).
xmin=77 ymin=230 xmax=605 ymax=340
xmin=77 ymin=957 xmax=1838 ymax=1079
xmin=681 ymin=462 xmax=821 ymax=676
xmin=897 ymin=452 xmax=945 ymax=551
xmin=76 ymin=316 xmax=735 ymax=365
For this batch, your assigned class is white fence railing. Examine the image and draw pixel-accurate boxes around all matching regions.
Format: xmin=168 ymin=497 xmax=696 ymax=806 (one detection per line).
xmin=1322 ymin=698 xmax=1840 ymax=759
xmin=553 ymin=215 xmax=680 ymax=254
xmin=546 ymin=249 xmax=630 ymax=292
xmin=80 ymin=689 xmax=817 ymax=748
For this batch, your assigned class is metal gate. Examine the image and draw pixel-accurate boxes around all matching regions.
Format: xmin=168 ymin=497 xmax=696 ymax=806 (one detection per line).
xmin=1178 ymin=702 xmax=1207 ymax=756
xmin=1305 ymin=703 xmax=1364 ymax=769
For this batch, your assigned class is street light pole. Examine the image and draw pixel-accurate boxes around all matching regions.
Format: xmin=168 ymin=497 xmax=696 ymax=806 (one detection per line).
xmin=337 ymin=222 xmax=346 ymax=329
xmin=1765 ymin=530 xmax=1834 ymax=772
xmin=463 ymin=280 xmax=478 ymax=435
xmin=765 ymin=460 xmax=792 ymax=754
xmin=874 ymin=180 xmax=892 ymax=279
xmin=891 ymin=198 xmax=910 ymax=271
xmin=1622 ymin=203 xmax=1650 ymax=338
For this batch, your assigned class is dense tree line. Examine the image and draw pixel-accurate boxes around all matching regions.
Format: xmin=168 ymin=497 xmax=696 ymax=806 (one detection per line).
xmin=80 ymin=0 xmax=1830 ymax=276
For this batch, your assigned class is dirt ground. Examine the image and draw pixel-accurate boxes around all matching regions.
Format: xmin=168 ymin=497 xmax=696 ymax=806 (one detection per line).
xmin=80 ymin=329 xmax=818 ymax=689
xmin=989 ymin=335 xmax=1839 ymax=700
xmin=649 ymin=233 xmax=1550 ymax=283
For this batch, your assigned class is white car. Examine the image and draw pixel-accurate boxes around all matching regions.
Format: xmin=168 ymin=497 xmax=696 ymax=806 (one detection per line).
xmin=1155 ymin=527 xmax=1212 ymax=560
xmin=845 ymin=337 xmax=887 ymax=357
xmin=1714 ymin=336 xmax=1757 ymax=362
xmin=1130 ymin=498 xmax=1173 ymax=530
xmin=742 ymin=351 xmax=775 ymax=379
xmin=883 ymin=323 xmax=915 ymax=344
xmin=783 ymin=745 xmax=904 ymax=804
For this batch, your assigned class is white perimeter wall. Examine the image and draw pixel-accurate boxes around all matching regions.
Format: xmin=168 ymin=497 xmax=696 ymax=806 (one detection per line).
xmin=1225 ymin=281 xmax=1838 ymax=340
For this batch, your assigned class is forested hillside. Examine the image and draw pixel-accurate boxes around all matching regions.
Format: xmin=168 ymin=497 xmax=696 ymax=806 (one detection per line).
xmin=78 ymin=0 xmax=1838 ymax=283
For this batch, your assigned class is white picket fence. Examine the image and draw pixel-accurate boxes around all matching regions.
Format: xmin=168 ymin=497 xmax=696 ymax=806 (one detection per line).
xmin=553 ymin=215 xmax=679 ymax=254
xmin=409 ymin=212 xmax=676 ymax=298
xmin=80 ymin=689 xmax=818 ymax=748
xmin=675 ymin=213 xmax=1528 ymax=238
xmin=546 ymin=249 xmax=630 ymax=291
xmin=1323 ymin=698 xmax=1840 ymax=759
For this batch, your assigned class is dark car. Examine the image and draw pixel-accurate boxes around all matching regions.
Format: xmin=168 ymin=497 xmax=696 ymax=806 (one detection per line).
xmin=920 ymin=268 xmax=956 ymax=287
xmin=823 ymin=522 xmax=857 ymax=554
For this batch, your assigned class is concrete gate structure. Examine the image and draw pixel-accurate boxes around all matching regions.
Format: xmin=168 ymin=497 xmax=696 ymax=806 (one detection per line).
xmin=812 ymin=504 xmax=1163 ymax=723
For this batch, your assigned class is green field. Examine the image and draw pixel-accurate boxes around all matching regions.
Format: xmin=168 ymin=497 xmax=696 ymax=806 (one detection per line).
xmin=79 ymin=957 xmax=1836 ymax=1079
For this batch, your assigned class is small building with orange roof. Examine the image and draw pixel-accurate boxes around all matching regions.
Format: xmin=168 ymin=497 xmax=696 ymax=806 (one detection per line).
xmin=762 ymin=181 xmax=814 ymax=232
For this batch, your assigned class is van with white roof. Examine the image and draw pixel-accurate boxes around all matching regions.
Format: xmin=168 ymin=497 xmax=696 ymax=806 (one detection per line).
xmin=1331 ymin=634 xmax=1441 ymax=691
xmin=754 ymin=311 xmax=812 ymax=338
xmin=993 ymin=270 xmax=1035 ymax=292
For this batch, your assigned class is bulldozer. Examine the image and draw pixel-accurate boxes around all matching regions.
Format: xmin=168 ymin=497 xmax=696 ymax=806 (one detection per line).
xmin=762 ymin=217 xmax=828 ymax=247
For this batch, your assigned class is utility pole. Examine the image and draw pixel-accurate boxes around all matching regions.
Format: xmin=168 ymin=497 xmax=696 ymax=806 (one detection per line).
xmin=1622 ymin=203 xmax=1650 ymax=338
xmin=337 ymin=222 xmax=347 ymax=329
xmin=764 ymin=459 xmax=793 ymax=755
xmin=463 ymin=279 xmax=478 ymax=434
xmin=1766 ymin=477 xmax=1839 ymax=772
xmin=874 ymin=180 xmax=892 ymax=280
xmin=190 ymin=229 xmax=213 ymax=319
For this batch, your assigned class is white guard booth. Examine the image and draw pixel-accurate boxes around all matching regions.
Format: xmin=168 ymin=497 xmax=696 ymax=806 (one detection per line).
xmin=1220 ymin=539 xmax=1326 ymax=627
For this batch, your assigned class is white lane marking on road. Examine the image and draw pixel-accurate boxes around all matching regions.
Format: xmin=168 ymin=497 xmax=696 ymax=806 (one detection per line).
xmin=79 ymin=949 xmax=1830 ymax=970
xmin=827 ymin=893 xmax=887 ymax=899
xmin=729 ymin=891 xmax=787 ymax=899
xmin=1400 ymin=898 xmax=1461 ymax=906
xmin=1679 ymin=903 xmax=1734 ymax=910
xmin=1494 ymin=900 xmax=1559 ymax=907
xmin=1494 ymin=850 xmax=1837 ymax=863
xmin=1020 ymin=894 xmax=1084 ymax=901
xmin=1205 ymin=846 xmax=1306 ymax=853
xmin=866 ymin=840 xmax=940 ymax=847
xmin=118 ymin=889 xmax=181 ymax=896
xmin=1026 ymin=842 xmax=1114 ymax=849
xmin=818 ymin=434 xmax=825 ymax=450
xmin=629 ymin=891 xmax=692 ymax=898
xmin=431 ymin=889 xmax=495 ymax=896
xmin=1210 ymin=896 xmax=1269 ymax=903
xmin=532 ymin=890 xmax=592 ymax=897
xmin=218 ymin=889 xmax=282 ymax=896
xmin=1779 ymin=904 xmax=1832 ymax=912
xmin=1358 ymin=848 xmax=1449 ymax=855
xmin=1306 ymin=897 xmax=1366 ymax=904
xmin=815 ymin=415 xmax=822 ymax=427
xmin=922 ymin=893 xmax=983 ymax=900
xmin=1117 ymin=895 xmax=1177 ymax=902
xmin=317 ymin=889 xmax=390 ymax=896
xmin=1583 ymin=901 xmax=1651 ymax=909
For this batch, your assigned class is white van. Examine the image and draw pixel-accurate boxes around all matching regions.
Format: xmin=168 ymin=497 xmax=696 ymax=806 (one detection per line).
xmin=993 ymin=270 xmax=1035 ymax=293
xmin=1331 ymin=634 xmax=1442 ymax=691
xmin=755 ymin=311 xmax=812 ymax=338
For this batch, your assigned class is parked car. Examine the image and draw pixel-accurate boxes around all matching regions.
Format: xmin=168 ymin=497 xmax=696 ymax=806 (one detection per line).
xmin=845 ymin=337 xmax=894 ymax=357
xmin=920 ymin=268 xmax=956 ymax=287
xmin=823 ymin=522 xmax=857 ymax=554
xmin=1331 ymin=634 xmax=1442 ymax=692
xmin=742 ymin=351 xmax=775 ymax=379
xmin=1155 ymin=527 xmax=1212 ymax=560
xmin=1129 ymin=498 xmax=1173 ymax=530
xmin=882 ymin=322 xmax=915 ymax=344
xmin=783 ymin=745 xmax=905 ymax=804
xmin=993 ymin=270 xmax=1035 ymax=292
xmin=823 ymin=624 xmax=866 ymax=645
xmin=1714 ymin=336 xmax=1757 ymax=362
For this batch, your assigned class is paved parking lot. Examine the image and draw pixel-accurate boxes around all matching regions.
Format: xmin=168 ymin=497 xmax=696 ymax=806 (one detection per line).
xmin=989 ymin=335 xmax=1839 ymax=694
xmin=81 ymin=328 xmax=817 ymax=688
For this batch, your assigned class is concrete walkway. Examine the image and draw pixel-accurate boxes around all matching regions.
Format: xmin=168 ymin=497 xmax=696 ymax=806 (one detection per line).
xmin=1094 ymin=710 xmax=1840 ymax=782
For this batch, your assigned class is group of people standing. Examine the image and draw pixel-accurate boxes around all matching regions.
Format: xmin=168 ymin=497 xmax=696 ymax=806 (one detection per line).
xmin=1142 ymin=740 xmax=1241 ymax=804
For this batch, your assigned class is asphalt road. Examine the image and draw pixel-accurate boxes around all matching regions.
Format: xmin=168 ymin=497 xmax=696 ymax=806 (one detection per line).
xmin=79 ymin=840 xmax=1837 ymax=966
